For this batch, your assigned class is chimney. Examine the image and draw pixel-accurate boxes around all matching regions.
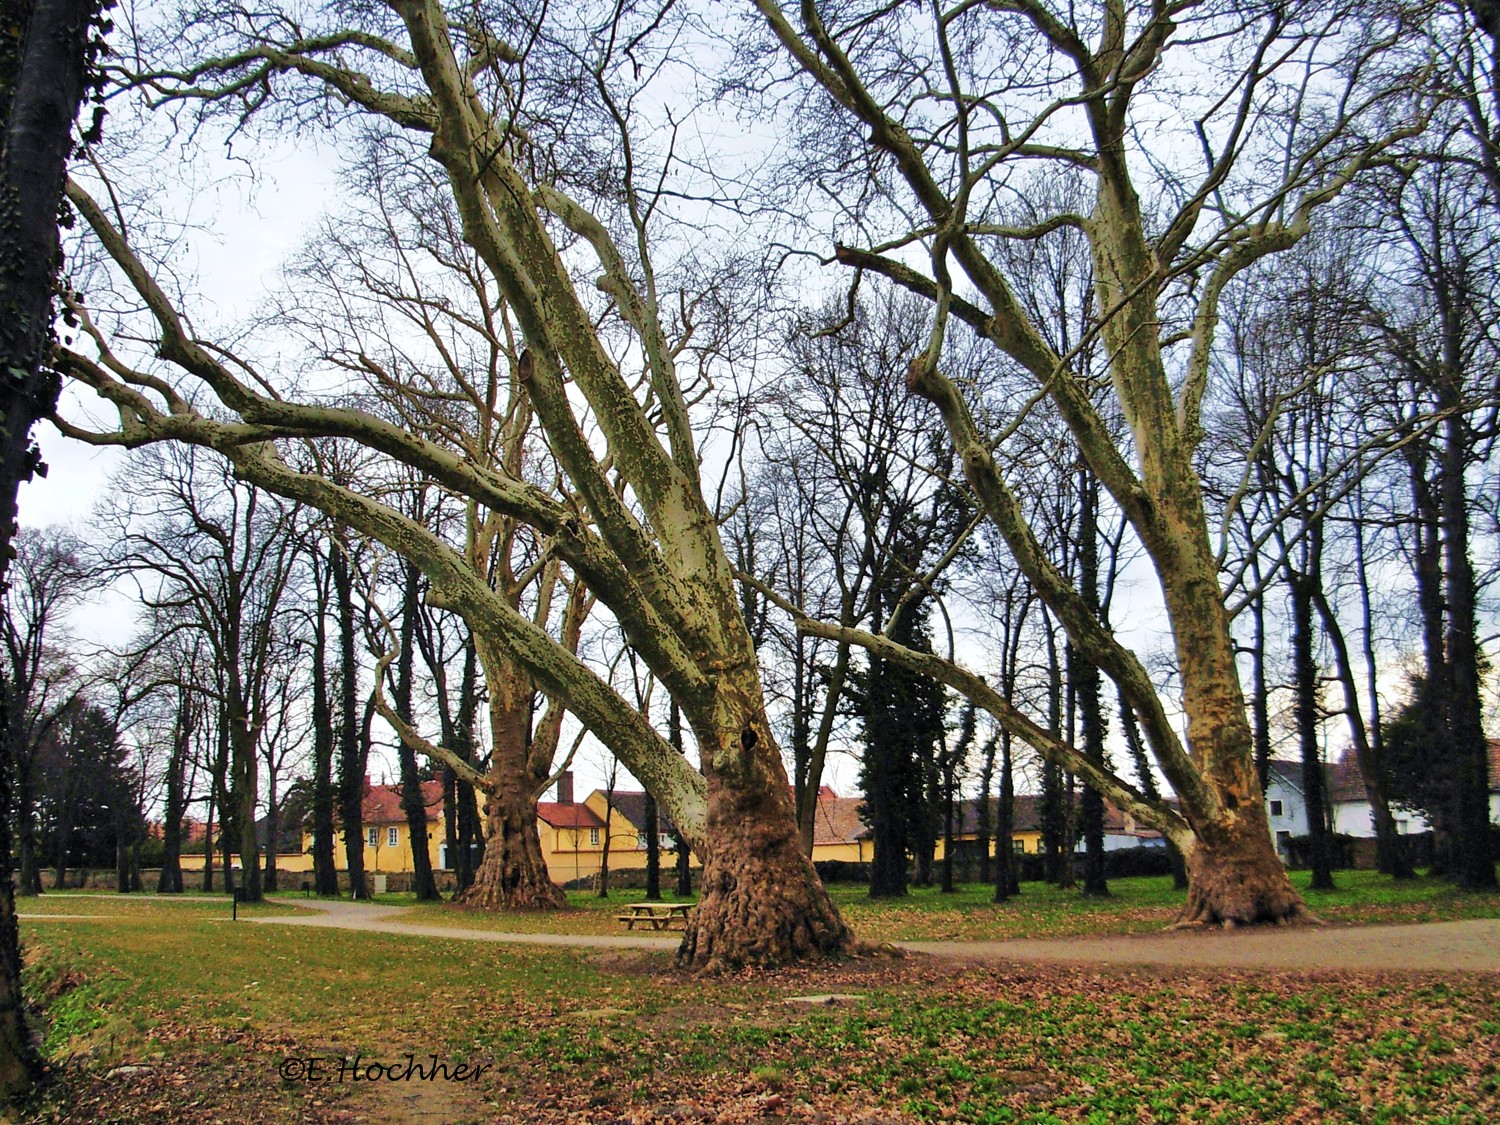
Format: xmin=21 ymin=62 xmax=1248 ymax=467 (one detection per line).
xmin=556 ymin=771 xmax=574 ymax=805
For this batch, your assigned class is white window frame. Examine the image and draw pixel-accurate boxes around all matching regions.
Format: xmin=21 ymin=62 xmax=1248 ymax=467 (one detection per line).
xmin=366 ymin=827 xmax=378 ymax=848
xmin=1269 ymin=799 xmax=1284 ymax=817
xmin=388 ymin=827 xmax=399 ymax=847
xmin=589 ymin=828 xmax=600 ymax=846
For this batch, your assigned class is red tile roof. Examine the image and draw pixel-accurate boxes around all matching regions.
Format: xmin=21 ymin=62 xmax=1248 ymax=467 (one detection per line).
xmin=811 ymin=796 xmax=870 ymax=846
xmin=536 ymin=801 xmax=609 ymax=830
xmin=1320 ymin=739 xmax=1500 ymax=805
xmin=1326 ymin=754 xmax=1368 ymax=804
xmin=361 ymin=780 xmax=444 ymax=825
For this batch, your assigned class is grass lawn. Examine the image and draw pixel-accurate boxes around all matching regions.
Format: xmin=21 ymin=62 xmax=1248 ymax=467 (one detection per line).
xmin=12 ymin=879 xmax=1500 ymax=1123
xmin=382 ymin=869 xmax=1500 ymax=943
xmin=15 ymin=894 xmax=311 ymax=920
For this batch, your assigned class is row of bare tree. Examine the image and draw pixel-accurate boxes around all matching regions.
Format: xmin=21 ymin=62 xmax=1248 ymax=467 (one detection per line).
xmin=0 ymin=3 xmax=1497 ymax=1100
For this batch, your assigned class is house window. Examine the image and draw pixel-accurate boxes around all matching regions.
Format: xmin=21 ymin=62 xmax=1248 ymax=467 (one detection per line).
xmin=388 ymin=827 xmax=399 ymax=847
xmin=1276 ymin=830 xmax=1291 ymax=852
xmin=367 ymin=827 xmax=378 ymax=848
xmin=589 ymin=828 xmax=601 ymax=846
xmin=1011 ymin=839 xmax=1025 ymax=854
xmin=1269 ymin=799 xmax=1284 ymax=817
xmin=439 ymin=844 xmax=450 ymax=870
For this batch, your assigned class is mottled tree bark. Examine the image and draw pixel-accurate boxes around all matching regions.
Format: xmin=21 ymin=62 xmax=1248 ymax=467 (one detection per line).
xmin=678 ymin=742 xmax=850 ymax=972
xmin=460 ymin=681 xmax=563 ymax=910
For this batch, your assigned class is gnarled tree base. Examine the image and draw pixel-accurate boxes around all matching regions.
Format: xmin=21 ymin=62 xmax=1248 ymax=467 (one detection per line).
xmin=458 ymin=790 xmax=566 ymax=911
xmin=1172 ymin=830 xmax=1322 ymax=929
xmin=460 ymin=870 xmax=565 ymax=911
xmin=676 ymin=821 xmax=852 ymax=973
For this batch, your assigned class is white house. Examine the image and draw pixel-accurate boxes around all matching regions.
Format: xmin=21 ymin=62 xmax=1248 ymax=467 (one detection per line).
xmin=1326 ymin=741 xmax=1500 ymax=838
xmin=1263 ymin=758 xmax=1312 ymax=858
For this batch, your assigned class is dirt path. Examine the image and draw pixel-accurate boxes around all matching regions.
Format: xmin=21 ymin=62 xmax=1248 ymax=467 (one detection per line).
xmin=242 ymin=898 xmax=681 ymax=951
xmin=234 ymin=898 xmax=1500 ymax=972
xmin=903 ymin=917 xmax=1500 ymax=972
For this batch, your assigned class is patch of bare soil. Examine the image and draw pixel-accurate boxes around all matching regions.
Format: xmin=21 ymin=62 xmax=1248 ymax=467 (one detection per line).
xmin=19 ymin=1049 xmax=360 ymax=1125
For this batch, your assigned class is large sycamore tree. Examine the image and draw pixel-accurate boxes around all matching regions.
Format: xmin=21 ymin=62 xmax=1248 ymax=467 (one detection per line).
xmin=58 ymin=0 xmax=850 ymax=970
xmin=752 ymin=0 xmax=1429 ymax=925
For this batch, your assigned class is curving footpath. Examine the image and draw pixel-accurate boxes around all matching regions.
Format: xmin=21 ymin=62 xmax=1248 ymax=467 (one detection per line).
xmin=229 ymin=899 xmax=1500 ymax=973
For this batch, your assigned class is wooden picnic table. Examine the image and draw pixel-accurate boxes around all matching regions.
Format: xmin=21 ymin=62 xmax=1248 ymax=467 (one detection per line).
xmin=616 ymin=902 xmax=693 ymax=931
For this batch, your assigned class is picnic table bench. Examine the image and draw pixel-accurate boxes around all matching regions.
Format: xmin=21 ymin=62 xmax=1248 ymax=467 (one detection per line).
xmin=616 ymin=903 xmax=693 ymax=931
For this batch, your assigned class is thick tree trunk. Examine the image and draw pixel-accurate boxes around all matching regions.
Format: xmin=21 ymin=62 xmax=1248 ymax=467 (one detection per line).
xmin=1177 ymin=808 xmax=1317 ymax=927
xmin=332 ymin=541 xmax=368 ymax=899
xmin=1076 ymin=646 xmax=1109 ymax=897
xmin=1120 ymin=690 xmax=1187 ymax=889
xmin=460 ymin=687 xmax=563 ymax=910
xmin=158 ymin=705 xmax=188 ymax=893
xmin=230 ymin=712 xmax=262 ymax=902
xmin=674 ymin=831 xmax=692 ymax=897
xmin=976 ymin=736 xmax=994 ymax=886
xmin=1351 ymin=505 xmax=1411 ymax=878
xmin=310 ymin=560 xmax=339 ymax=896
xmin=451 ymin=642 xmax=481 ymax=895
xmin=1289 ymin=575 xmax=1335 ymax=890
xmin=1440 ymin=412 xmax=1497 ymax=890
xmin=643 ymin=790 xmax=662 ymax=900
xmin=597 ymin=791 xmax=612 ymax=899
xmin=15 ymin=774 xmax=40 ymax=897
xmin=0 ymin=0 xmax=97 ymax=1089
xmin=461 ymin=775 xmax=563 ymax=911
xmin=1040 ymin=623 xmax=1068 ymax=886
xmin=994 ymin=728 xmax=1018 ymax=902
xmin=1077 ymin=471 xmax=1109 ymax=898
xmin=0 ymin=738 xmax=35 ymax=1097
xmin=1145 ymin=470 xmax=1309 ymax=924
xmin=796 ymin=644 xmax=849 ymax=857
xmin=940 ymin=758 xmax=956 ymax=894
xmin=677 ymin=768 xmax=851 ymax=973
xmin=395 ymin=561 xmax=440 ymax=901
xmin=668 ymin=651 xmax=852 ymax=970
xmin=1312 ymin=583 xmax=1412 ymax=879
xmin=669 ymin=702 xmax=692 ymax=898
xmin=202 ymin=790 xmax=215 ymax=893
xmin=1407 ymin=449 xmax=1453 ymax=872
xmin=1247 ymin=557 xmax=1273 ymax=795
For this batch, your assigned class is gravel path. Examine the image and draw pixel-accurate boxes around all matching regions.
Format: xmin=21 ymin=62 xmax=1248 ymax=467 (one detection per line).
xmin=243 ymin=899 xmax=680 ymax=951
xmin=231 ymin=899 xmax=1500 ymax=973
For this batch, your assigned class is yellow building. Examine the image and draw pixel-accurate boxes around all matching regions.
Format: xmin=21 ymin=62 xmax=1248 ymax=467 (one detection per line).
xmin=536 ymin=775 xmax=687 ymax=885
xmin=355 ymin=779 xmax=449 ymax=874
xmin=213 ymin=775 xmax=1150 ymax=890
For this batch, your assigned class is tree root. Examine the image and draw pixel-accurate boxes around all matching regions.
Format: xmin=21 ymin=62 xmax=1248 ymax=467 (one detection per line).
xmin=1168 ymin=892 xmax=1325 ymax=931
xmin=850 ymin=939 xmax=907 ymax=959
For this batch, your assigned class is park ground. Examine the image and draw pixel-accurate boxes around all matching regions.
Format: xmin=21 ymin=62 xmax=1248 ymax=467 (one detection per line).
xmin=10 ymin=871 xmax=1500 ymax=1124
